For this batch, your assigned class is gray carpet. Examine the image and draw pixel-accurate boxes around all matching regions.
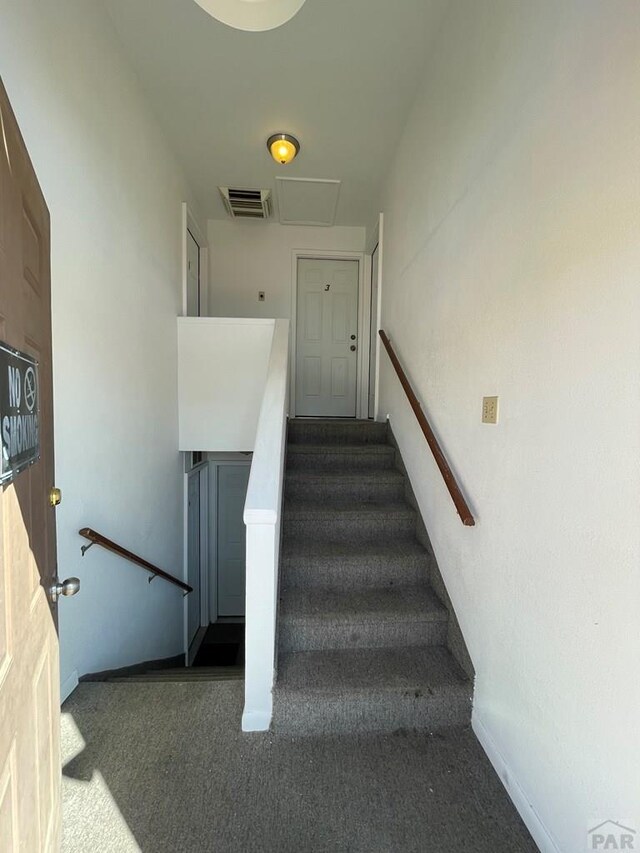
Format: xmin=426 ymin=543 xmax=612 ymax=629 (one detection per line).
xmin=274 ymin=419 xmax=472 ymax=736
xmin=62 ymin=681 xmax=537 ymax=853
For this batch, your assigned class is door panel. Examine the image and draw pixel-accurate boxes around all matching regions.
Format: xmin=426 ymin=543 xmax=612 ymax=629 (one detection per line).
xmin=331 ymin=293 xmax=348 ymax=341
xmin=304 ymin=292 xmax=322 ymax=340
xmin=0 ymin=747 xmax=18 ymax=848
xmin=33 ymin=647 xmax=55 ymax=845
xmin=331 ymin=358 xmax=348 ymax=397
xmin=303 ymin=357 xmax=321 ymax=397
xmin=217 ymin=465 xmax=250 ymax=618
xmin=296 ymin=258 xmax=359 ymax=417
xmin=0 ymin=79 xmax=60 ymax=851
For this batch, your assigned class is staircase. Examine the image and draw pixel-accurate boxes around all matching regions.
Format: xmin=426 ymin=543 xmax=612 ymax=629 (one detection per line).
xmin=272 ymin=418 xmax=472 ymax=736
xmin=84 ymin=659 xmax=243 ymax=684
xmin=106 ymin=667 xmax=242 ymax=682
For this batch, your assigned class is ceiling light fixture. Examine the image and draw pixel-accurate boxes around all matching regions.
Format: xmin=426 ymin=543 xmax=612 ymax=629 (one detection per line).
xmin=267 ymin=133 xmax=300 ymax=166
xmin=192 ymin=0 xmax=307 ymax=32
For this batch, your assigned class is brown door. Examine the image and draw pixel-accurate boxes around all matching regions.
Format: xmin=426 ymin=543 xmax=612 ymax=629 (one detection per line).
xmin=0 ymin=79 xmax=61 ymax=851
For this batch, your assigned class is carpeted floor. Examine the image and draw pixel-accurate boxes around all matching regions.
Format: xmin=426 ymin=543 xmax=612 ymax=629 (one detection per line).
xmin=61 ymin=681 xmax=536 ymax=853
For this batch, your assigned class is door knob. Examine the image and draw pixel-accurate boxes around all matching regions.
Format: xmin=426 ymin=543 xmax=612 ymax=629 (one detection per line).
xmin=49 ymin=577 xmax=80 ymax=604
xmin=49 ymin=487 xmax=62 ymax=507
xmin=350 ymin=345 xmax=356 ymax=352
xmin=350 ymin=334 xmax=356 ymax=340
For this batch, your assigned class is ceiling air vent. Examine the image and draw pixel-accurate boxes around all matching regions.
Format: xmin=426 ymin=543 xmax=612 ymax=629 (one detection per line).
xmin=218 ymin=187 xmax=272 ymax=220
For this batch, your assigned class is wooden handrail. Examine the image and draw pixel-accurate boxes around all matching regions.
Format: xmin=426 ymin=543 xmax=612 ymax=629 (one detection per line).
xmin=78 ymin=528 xmax=193 ymax=593
xmin=379 ymin=330 xmax=475 ymax=526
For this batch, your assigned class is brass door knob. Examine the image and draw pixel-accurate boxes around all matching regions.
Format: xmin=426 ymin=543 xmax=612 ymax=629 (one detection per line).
xmin=49 ymin=487 xmax=62 ymax=507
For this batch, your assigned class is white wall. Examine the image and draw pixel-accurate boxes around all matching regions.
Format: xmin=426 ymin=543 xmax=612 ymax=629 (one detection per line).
xmin=178 ymin=318 xmax=273 ymax=452
xmin=207 ymin=220 xmax=365 ymax=317
xmin=377 ymin=2 xmax=640 ymax=851
xmin=0 ymin=0 xmax=202 ymax=693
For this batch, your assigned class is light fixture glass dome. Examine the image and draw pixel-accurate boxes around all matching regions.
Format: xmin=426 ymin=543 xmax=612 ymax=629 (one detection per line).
xmin=192 ymin=0 xmax=307 ymax=32
xmin=267 ymin=133 xmax=300 ymax=165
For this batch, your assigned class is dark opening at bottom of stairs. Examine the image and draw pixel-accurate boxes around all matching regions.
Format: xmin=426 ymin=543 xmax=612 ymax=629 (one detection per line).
xmin=192 ymin=622 xmax=245 ymax=669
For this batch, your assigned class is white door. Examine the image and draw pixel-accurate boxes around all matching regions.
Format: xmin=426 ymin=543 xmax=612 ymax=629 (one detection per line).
xmin=217 ymin=464 xmax=250 ymax=618
xmin=187 ymin=470 xmax=201 ymax=647
xmin=295 ymin=258 xmax=359 ymax=417
xmin=186 ymin=229 xmax=200 ymax=317
xmin=368 ymin=244 xmax=379 ymax=419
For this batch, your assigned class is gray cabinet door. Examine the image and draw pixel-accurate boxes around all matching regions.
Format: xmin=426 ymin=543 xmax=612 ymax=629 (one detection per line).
xmin=217 ymin=464 xmax=250 ymax=617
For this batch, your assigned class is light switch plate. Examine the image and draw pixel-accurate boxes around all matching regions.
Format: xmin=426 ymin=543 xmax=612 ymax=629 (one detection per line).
xmin=258 ymin=291 xmax=265 ymax=302
xmin=482 ymin=396 xmax=499 ymax=424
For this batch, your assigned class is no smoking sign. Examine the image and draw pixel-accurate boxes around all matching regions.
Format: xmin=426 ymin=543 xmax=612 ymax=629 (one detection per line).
xmin=0 ymin=342 xmax=40 ymax=484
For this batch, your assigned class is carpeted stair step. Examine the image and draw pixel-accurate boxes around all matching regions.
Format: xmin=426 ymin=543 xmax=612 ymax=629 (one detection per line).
xmin=273 ymin=646 xmax=471 ymax=735
xmin=108 ymin=667 xmax=243 ymax=683
xmin=276 ymin=417 xmax=472 ymax=737
xmin=279 ymin=586 xmax=447 ymax=652
xmin=281 ymin=539 xmax=431 ymax=591
xmin=285 ymin=468 xmax=405 ymax=503
xmin=286 ymin=443 xmax=396 ymax=471
xmin=288 ymin=418 xmax=388 ymax=446
xmin=283 ymin=502 xmax=416 ymax=543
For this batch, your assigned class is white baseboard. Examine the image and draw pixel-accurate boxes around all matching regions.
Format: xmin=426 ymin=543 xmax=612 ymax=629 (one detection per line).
xmin=60 ymin=669 xmax=79 ymax=704
xmin=472 ymin=711 xmax=560 ymax=853
xmin=241 ymin=709 xmax=271 ymax=732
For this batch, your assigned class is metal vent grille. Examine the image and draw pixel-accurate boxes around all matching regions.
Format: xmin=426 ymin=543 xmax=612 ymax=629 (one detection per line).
xmin=218 ymin=187 xmax=272 ymax=219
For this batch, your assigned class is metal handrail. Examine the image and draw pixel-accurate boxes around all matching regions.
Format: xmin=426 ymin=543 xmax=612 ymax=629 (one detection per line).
xmin=78 ymin=527 xmax=193 ymax=593
xmin=379 ymin=330 xmax=475 ymax=526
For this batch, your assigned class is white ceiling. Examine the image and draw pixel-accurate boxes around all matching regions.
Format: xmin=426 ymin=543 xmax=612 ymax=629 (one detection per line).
xmin=103 ymin=0 xmax=446 ymax=226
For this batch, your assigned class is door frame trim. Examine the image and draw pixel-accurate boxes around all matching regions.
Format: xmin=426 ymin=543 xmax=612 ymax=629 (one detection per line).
xmin=182 ymin=460 xmax=209 ymax=664
xmin=184 ymin=458 xmax=250 ymax=663
xmin=366 ymin=212 xmax=384 ymax=421
xmin=290 ymin=249 xmax=366 ymax=418
xmin=181 ymin=202 xmax=209 ymax=317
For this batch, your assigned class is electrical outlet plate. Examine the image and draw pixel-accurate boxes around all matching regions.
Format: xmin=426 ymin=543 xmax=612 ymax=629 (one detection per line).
xmin=482 ymin=396 xmax=499 ymax=424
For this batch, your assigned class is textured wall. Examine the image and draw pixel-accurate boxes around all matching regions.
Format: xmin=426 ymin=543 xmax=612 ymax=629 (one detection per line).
xmin=207 ymin=220 xmax=365 ymax=318
xmin=0 ymin=0 xmax=202 ymax=692
xmin=377 ymin=1 xmax=640 ymax=850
